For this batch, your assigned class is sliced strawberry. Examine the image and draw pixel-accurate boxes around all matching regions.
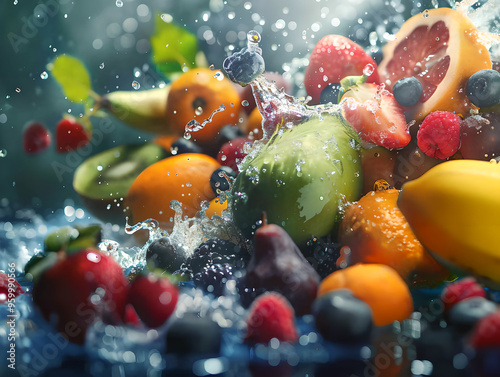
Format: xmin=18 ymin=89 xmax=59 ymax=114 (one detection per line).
xmin=23 ymin=122 xmax=51 ymax=154
xmin=56 ymin=116 xmax=91 ymax=153
xmin=341 ymin=82 xmax=411 ymax=150
xmin=305 ymin=35 xmax=380 ymax=104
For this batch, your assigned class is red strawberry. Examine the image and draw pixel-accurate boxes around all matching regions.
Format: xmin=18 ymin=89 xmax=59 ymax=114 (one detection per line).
xmin=244 ymin=292 xmax=298 ymax=344
xmin=470 ymin=311 xmax=500 ymax=349
xmin=23 ymin=122 xmax=51 ymax=153
xmin=217 ymin=137 xmax=253 ymax=173
xmin=441 ymin=277 xmax=486 ymax=314
xmin=32 ymin=248 xmax=129 ymax=344
xmin=305 ymin=35 xmax=380 ymax=104
xmin=417 ymin=111 xmax=461 ymax=159
xmin=341 ymin=82 xmax=411 ymax=149
xmin=128 ymin=273 xmax=179 ymax=328
xmin=0 ymin=272 xmax=24 ymax=304
xmin=56 ymin=117 xmax=90 ymax=153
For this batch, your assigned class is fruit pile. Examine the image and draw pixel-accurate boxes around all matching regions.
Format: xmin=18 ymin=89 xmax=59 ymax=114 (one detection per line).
xmin=8 ymin=4 xmax=500 ymax=377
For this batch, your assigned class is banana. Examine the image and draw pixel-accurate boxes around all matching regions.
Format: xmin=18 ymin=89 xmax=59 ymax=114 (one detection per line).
xmin=397 ymin=159 xmax=500 ymax=287
xmin=97 ymin=86 xmax=171 ymax=134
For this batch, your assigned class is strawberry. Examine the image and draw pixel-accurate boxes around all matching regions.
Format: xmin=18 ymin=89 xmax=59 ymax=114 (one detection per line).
xmin=470 ymin=311 xmax=500 ymax=349
xmin=305 ymin=35 xmax=380 ymax=104
xmin=441 ymin=277 xmax=486 ymax=314
xmin=0 ymin=272 xmax=24 ymax=304
xmin=23 ymin=122 xmax=51 ymax=153
xmin=56 ymin=116 xmax=91 ymax=153
xmin=244 ymin=292 xmax=298 ymax=344
xmin=32 ymin=248 xmax=129 ymax=344
xmin=417 ymin=111 xmax=461 ymax=159
xmin=128 ymin=273 xmax=179 ymax=328
xmin=341 ymin=82 xmax=411 ymax=149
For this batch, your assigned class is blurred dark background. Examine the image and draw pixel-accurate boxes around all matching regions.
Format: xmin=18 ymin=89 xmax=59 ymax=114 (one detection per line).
xmin=0 ymin=0 xmax=440 ymax=215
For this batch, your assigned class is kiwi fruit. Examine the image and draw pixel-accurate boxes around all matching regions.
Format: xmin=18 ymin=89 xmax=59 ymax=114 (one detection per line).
xmin=73 ymin=143 xmax=169 ymax=223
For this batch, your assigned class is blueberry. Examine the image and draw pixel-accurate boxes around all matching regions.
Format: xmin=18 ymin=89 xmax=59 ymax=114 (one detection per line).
xmin=146 ymin=237 xmax=185 ymax=273
xmin=448 ymin=297 xmax=497 ymax=329
xmin=194 ymin=263 xmax=234 ymax=296
xmin=320 ymin=83 xmax=341 ymax=104
xmin=466 ymin=69 xmax=500 ymax=108
xmin=223 ymin=47 xmax=265 ymax=86
xmin=170 ymin=137 xmax=202 ymax=155
xmin=210 ymin=166 xmax=237 ymax=194
xmin=166 ymin=313 xmax=222 ymax=355
xmin=392 ymin=77 xmax=423 ymax=107
xmin=312 ymin=289 xmax=373 ymax=343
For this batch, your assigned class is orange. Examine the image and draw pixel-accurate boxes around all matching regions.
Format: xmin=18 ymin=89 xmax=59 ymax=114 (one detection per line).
xmin=337 ymin=186 xmax=449 ymax=287
xmin=205 ymin=197 xmax=228 ymax=219
xmin=126 ymin=153 xmax=220 ymax=232
xmin=318 ymin=264 xmax=413 ymax=326
xmin=166 ymin=68 xmax=241 ymax=144
xmin=244 ymin=107 xmax=264 ymax=139
xmin=378 ymin=7 xmax=491 ymax=122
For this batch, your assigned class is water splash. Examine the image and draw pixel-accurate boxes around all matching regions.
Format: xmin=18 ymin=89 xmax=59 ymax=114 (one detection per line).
xmin=185 ymin=104 xmax=226 ymax=135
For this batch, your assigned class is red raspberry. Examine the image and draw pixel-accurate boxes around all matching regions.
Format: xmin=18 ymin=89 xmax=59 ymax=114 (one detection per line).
xmin=417 ymin=111 xmax=462 ymax=159
xmin=56 ymin=117 xmax=91 ymax=153
xmin=128 ymin=273 xmax=179 ymax=328
xmin=470 ymin=311 xmax=500 ymax=349
xmin=441 ymin=277 xmax=486 ymax=313
xmin=244 ymin=292 xmax=298 ymax=344
xmin=23 ymin=122 xmax=51 ymax=154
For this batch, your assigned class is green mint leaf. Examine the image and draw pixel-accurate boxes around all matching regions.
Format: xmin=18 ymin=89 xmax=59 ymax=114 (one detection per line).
xmin=48 ymin=54 xmax=92 ymax=103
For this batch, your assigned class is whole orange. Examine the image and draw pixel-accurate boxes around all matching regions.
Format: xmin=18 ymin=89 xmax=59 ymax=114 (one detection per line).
xmin=318 ymin=264 xmax=413 ymax=326
xmin=126 ymin=153 xmax=220 ymax=232
xmin=337 ymin=187 xmax=449 ymax=287
xmin=166 ymin=68 xmax=241 ymax=145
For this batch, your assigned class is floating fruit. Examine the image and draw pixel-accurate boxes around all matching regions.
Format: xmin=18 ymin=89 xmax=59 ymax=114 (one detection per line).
xmin=126 ymin=153 xmax=220 ymax=233
xmin=417 ymin=111 xmax=462 ymax=159
xmin=466 ymin=69 xmax=500 ymax=108
xmin=166 ymin=68 xmax=241 ymax=144
xmin=73 ymin=143 xmax=169 ymax=223
xmin=55 ymin=116 xmax=91 ymax=153
xmin=378 ymin=7 xmax=492 ymax=122
xmin=240 ymin=223 xmax=320 ymax=315
xmin=441 ymin=277 xmax=486 ymax=314
xmin=318 ymin=264 xmax=413 ymax=326
xmin=231 ymin=114 xmax=362 ymax=245
xmin=305 ymin=34 xmax=380 ymax=104
xmin=23 ymin=122 xmax=51 ymax=154
xmin=397 ymin=159 xmax=500 ymax=286
xmin=338 ymin=186 xmax=449 ymax=287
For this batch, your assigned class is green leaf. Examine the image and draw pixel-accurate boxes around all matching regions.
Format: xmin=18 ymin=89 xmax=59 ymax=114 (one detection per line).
xmin=150 ymin=14 xmax=200 ymax=78
xmin=48 ymin=55 xmax=92 ymax=103
xmin=24 ymin=252 xmax=59 ymax=283
xmin=44 ymin=225 xmax=102 ymax=254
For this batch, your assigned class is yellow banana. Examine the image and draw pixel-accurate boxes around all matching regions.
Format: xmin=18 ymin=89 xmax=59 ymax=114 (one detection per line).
xmin=98 ymin=86 xmax=171 ymax=134
xmin=397 ymin=159 xmax=500 ymax=287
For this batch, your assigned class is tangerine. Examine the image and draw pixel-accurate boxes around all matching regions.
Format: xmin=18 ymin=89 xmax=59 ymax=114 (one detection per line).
xmin=166 ymin=68 xmax=241 ymax=145
xmin=378 ymin=7 xmax=491 ymax=122
xmin=318 ymin=263 xmax=413 ymax=326
xmin=337 ymin=186 xmax=449 ymax=287
xmin=205 ymin=197 xmax=228 ymax=219
xmin=126 ymin=153 xmax=220 ymax=232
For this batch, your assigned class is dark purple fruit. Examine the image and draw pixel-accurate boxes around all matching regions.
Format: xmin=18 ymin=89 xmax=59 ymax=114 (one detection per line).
xmin=170 ymin=137 xmax=203 ymax=155
xmin=239 ymin=224 xmax=321 ymax=316
xmin=312 ymin=290 xmax=373 ymax=343
xmin=210 ymin=166 xmax=237 ymax=194
xmin=447 ymin=297 xmax=497 ymax=330
xmin=187 ymin=238 xmax=247 ymax=273
xmin=193 ymin=263 xmax=234 ymax=296
xmin=146 ymin=237 xmax=185 ymax=273
xmin=461 ymin=113 xmax=500 ymax=160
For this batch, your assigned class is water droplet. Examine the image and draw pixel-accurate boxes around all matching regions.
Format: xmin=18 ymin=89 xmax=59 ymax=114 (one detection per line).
xmin=15 ymin=88 xmax=21 ymax=93
xmin=194 ymin=107 xmax=203 ymax=116
xmin=99 ymin=62 xmax=105 ymax=69
xmin=13 ymin=0 xmax=18 ymax=4
xmin=40 ymin=71 xmax=48 ymax=80
xmin=132 ymin=81 xmax=140 ymax=90
xmin=242 ymin=100 xmax=249 ymax=107
xmin=0 ymin=149 xmax=7 ymax=158
xmin=184 ymin=131 xmax=192 ymax=140
xmin=209 ymin=64 xmax=215 ymax=70
xmin=116 ymin=0 xmax=123 ymax=7
xmin=374 ymin=179 xmax=391 ymax=191
xmin=133 ymin=67 xmax=142 ymax=78
xmin=363 ymin=64 xmax=375 ymax=77
xmin=213 ymin=71 xmax=224 ymax=81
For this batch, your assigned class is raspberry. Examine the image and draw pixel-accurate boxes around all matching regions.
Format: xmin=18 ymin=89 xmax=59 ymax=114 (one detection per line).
xmin=244 ymin=292 xmax=298 ymax=344
xmin=441 ymin=277 xmax=486 ymax=313
xmin=417 ymin=111 xmax=462 ymax=159
xmin=470 ymin=311 xmax=500 ymax=349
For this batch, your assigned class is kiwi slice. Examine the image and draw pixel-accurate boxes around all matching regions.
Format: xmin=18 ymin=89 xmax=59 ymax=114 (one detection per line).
xmin=73 ymin=143 xmax=169 ymax=223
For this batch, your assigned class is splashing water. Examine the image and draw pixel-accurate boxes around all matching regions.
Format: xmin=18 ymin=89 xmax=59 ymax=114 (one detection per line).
xmin=184 ymin=104 xmax=226 ymax=137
